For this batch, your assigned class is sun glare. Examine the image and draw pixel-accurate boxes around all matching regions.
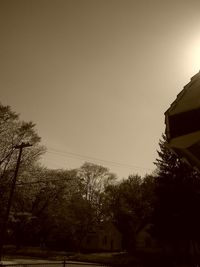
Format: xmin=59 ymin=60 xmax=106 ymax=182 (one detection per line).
xmin=187 ymin=40 xmax=200 ymax=74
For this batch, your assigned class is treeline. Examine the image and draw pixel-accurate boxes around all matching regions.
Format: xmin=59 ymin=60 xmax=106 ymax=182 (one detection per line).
xmin=1 ymin=103 xmax=200 ymax=260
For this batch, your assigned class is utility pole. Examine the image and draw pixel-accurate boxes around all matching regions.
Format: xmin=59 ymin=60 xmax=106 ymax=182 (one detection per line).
xmin=0 ymin=142 xmax=32 ymax=263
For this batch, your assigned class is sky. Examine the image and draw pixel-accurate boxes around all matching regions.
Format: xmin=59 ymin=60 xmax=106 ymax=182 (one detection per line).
xmin=1 ymin=0 xmax=200 ymax=179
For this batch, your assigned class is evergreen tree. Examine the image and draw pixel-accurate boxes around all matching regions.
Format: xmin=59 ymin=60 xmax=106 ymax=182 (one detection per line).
xmin=153 ymin=134 xmax=200 ymax=260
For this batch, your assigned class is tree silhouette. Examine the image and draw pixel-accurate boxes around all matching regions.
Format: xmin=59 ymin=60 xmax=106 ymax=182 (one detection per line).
xmin=153 ymin=134 xmax=200 ymax=262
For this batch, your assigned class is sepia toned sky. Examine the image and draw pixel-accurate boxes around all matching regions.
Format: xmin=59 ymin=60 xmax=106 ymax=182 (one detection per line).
xmin=1 ymin=0 xmax=200 ymax=178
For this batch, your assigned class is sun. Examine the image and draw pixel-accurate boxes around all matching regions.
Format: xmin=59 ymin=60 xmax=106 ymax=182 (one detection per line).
xmin=187 ymin=39 xmax=200 ymax=74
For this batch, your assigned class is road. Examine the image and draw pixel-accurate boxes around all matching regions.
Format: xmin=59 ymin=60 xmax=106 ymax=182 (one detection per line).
xmin=1 ymin=259 xmax=107 ymax=267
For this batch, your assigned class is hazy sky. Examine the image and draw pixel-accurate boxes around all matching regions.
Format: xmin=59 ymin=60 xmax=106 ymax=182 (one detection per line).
xmin=1 ymin=0 xmax=200 ymax=178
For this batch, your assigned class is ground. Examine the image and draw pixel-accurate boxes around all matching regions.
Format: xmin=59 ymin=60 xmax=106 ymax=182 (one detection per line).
xmin=2 ymin=259 xmax=104 ymax=267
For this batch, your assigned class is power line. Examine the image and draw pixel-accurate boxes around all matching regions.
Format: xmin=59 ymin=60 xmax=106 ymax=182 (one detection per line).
xmin=46 ymin=148 xmax=152 ymax=171
xmin=15 ymin=147 xmax=154 ymax=186
xmin=46 ymin=147 xmax=153 ymax=171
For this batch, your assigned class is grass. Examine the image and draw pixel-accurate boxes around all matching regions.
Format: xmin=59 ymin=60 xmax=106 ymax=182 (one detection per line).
xmin=2 ymin=247 xmax=139 ymax=266
xmin=2 ymin=246 xmax=71 ymax=260
xmin=66 ymin=251 xmax=160 ymax=266
xmin=3 ymin=246 xmax=191 ymax=266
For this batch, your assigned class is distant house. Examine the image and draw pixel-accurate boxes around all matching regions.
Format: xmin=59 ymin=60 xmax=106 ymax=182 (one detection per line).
xmin=82 ymin=222 xmax=122 ymax=251
xmin=135 ymin=224 xmax=160 ymax=252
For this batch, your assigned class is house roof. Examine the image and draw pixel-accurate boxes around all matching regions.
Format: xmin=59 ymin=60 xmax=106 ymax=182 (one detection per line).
xmin=165 ymin=71 xmax=200 ymax=171
xmin=165 ymin=71 xmax=200 ymax=140
xmin=165 ymin=71 xmax=200 ymax=117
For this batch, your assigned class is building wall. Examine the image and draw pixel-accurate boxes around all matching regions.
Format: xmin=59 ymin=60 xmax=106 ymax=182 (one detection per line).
xmin=82 ymin=223 xmax=122 ymax=251
xmin=135 ymin=224 xmax=160 ymax=252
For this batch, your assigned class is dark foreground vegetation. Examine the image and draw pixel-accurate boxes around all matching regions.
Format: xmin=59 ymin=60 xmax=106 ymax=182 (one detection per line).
xmin=1 ymin=103 xmax=200 ymax=266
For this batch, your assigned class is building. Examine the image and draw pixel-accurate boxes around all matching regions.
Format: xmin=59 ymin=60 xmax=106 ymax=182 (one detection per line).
xmin=165 ymin=71 xmax=200 ymax=171
xmin=82 ymin=222 xmax=122 ymax=252
xmin=135 ymin=224 xmax=160 ymax=252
